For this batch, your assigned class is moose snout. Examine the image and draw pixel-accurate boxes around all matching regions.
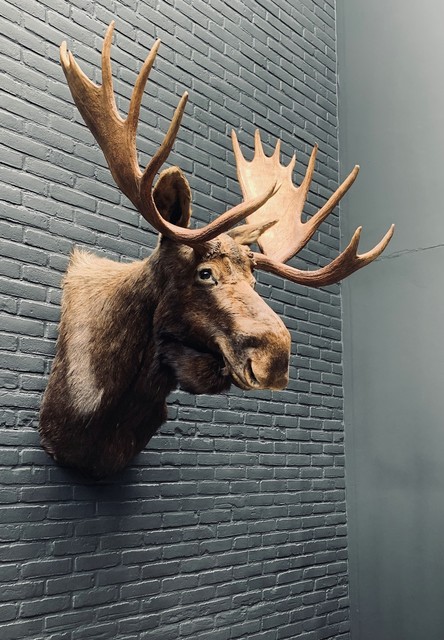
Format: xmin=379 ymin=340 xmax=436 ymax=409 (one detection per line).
xmin=246 ymin=351 xmax=289 ymax=389
xmin=214 ymin=287 xmax=292 ymax=391
xmin=244 ymin=342 xmax=290 ymax=390
xmin=226 ymin=323 xmax=291 ymax=391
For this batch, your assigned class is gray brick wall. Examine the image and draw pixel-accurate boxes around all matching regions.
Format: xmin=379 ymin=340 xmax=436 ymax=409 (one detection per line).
xmin=0 ymin=1 xmax=349 ymax=638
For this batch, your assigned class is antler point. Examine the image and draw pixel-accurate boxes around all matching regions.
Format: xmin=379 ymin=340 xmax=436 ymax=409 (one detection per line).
xmin=60 ymin=41 xmax=70 ymax=68
xmin=382 ymin=223 xmax=395 ymax=244
xmin=351 ymin=226 xmax=363 ymax=250
xmin=287 ymin=153 xmax=296 ymax=170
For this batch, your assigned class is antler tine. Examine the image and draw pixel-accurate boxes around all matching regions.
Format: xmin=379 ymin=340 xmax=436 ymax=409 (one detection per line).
xmin=253 ymin=223 xmax=395 ymax=288
xmin=276 ymin=162 xmax=361 ymax=264
xmin=272 ymin=138 xmax=281 ymax=160
xmin=101 ymin=23 xmax=119 ymax=117
xmin=61 ymin=22 xmax=279 ymax=246
xmin=254 ymin=129 xmax=266 ymax=157
xmin=142 ymin=93 xmax=189 ymax=194
xmin=299 ymin=143 xmax=317 ymax=204
xmin=126 ymin=38 xmax=161 ymax=140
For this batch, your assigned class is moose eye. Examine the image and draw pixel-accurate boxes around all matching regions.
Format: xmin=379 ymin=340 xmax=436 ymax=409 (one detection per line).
xmin=196 ymin=267 xmax=216 ymax=285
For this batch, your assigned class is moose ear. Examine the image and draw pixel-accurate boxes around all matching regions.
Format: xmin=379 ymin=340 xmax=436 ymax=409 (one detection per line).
xmin=228 ymin=219 xmax=277 ymax=246
xmin=153 ymin=166 xmax=192 ymax=228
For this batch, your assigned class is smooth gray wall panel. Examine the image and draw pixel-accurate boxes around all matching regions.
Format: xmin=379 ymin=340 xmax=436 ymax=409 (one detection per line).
xmin=338 ymin=1 xmax=444 ymax=638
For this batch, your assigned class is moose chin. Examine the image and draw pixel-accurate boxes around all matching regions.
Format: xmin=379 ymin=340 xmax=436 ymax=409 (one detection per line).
xmin=39 ymin=21 xmax=394 ymax=479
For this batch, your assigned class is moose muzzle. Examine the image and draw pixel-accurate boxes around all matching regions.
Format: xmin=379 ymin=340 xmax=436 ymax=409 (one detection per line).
xmin=216 ymin=313 xmax=291 ymax=392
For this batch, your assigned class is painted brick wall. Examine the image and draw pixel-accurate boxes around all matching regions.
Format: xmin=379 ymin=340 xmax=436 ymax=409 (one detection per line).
xmin=0 ymin=1 xmax=349 ymax=638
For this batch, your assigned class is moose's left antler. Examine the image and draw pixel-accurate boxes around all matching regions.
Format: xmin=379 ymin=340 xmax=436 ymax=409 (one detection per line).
xmin=60 ymin=22 xmax=278 ymax=246
xmin=232 ymin=130 xmax=394 ymax=287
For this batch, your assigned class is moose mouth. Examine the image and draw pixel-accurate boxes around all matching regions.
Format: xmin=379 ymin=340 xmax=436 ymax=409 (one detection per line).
xmin=180 ymin=338 xmax=261 ymax=391
xmin=160 ymin=334 xmax=229 ymax=394
xmin=222 ymin=356 xmax=261 ymax=391
xmin=162 ymin=334 xmax=261 ymax=392
xmin=181 ymin=342 xmax=260 ymax=391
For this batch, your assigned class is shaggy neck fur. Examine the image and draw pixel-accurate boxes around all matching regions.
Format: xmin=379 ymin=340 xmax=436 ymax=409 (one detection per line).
xmin=40 ymin=248 xmax=174 ymax=478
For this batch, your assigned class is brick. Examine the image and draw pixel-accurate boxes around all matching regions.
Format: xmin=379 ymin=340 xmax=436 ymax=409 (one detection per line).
xmin=20 ymin=595 xmax=70 ymax=618
xmin=21 ymin=558 xmax=72 ymax=579
xmin=72 ymin=586 xmax=118 ymax=608
xmin=44 ymin=609 xmax=95 ymax=632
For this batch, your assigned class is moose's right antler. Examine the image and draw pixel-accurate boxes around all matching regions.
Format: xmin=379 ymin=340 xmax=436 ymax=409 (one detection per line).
xmin=60 ymin=22 xmax=278 ymax=245
xmin=232 ymin=130 xmax=394 ymax=287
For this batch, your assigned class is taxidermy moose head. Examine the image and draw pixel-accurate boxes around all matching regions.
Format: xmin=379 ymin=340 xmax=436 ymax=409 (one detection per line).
xmin=39 ymin=22 xmax=394 ymax=478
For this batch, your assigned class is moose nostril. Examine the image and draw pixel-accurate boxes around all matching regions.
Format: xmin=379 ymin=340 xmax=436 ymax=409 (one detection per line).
xmin=245 ymin=359 xmax=259 ymax=386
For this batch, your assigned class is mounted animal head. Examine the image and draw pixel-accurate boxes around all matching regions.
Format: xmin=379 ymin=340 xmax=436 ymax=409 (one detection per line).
xmin=39 ymin=22 xmax=394 ymax=478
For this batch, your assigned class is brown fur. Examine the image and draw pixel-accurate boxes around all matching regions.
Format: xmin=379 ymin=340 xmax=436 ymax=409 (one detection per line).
xmin=39 ymin=169 xmax=291 ymax=478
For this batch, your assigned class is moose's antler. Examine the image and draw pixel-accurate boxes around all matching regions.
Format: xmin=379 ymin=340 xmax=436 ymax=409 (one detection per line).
xmin=60 ymin=22 xmax=278 ymax=245
xmin=232 ymin=130 xmax=394 ymax=287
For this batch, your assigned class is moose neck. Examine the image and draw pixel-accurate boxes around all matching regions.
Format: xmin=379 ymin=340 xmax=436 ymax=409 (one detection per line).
xmin=39 ymin=247 xmax=177 ymax=478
